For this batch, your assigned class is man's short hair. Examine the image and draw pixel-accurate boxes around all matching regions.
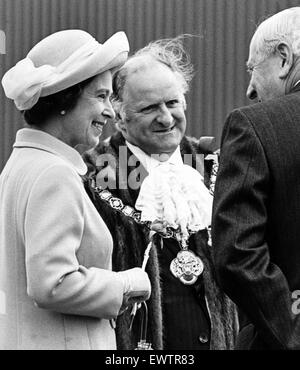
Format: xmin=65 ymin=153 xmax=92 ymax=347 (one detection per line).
xmin=112 ymin=35 xmax=194 ymax=120
xmin=251 ymin=7 xmax=300 ymax=63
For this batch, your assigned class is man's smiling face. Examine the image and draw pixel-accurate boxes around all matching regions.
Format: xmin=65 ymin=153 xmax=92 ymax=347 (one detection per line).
xmin=119 ymin=60 xmax=187 ymax=156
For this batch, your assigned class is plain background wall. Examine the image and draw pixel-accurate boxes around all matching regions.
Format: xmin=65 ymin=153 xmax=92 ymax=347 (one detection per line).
xmin=1 ymin=0 xmax=300 ymax=171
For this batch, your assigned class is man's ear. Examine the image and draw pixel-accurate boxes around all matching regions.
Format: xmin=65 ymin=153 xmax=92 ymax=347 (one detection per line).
xmin=277 ymin=42 xmax=293 ymax=79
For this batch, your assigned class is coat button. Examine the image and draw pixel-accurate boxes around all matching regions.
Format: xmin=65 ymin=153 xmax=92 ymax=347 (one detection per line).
xmin=198 ymin=333 xmax=209 ymax=344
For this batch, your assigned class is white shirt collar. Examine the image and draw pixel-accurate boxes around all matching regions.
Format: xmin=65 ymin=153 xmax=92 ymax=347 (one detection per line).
xmin=125 ymin=140 xmax=183 ymax=173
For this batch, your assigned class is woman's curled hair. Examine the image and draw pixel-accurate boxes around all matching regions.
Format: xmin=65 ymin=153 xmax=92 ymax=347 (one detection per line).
xmin=23 ymin=76 xmax=94 ymax=126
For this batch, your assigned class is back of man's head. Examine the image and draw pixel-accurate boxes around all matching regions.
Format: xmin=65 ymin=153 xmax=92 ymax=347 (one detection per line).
xmin=250 ymin=7 xmax=300 ymax=64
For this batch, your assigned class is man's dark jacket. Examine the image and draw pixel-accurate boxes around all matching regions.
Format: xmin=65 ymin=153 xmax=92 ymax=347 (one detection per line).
xmin=212 ymin=87 xmax=300 ymax=350
xmin=84 ymin=131 xmax=238 ymax=350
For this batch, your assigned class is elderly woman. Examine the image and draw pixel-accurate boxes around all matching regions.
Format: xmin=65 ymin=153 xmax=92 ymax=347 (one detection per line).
xmin=0 ymin=29 xmax=151 ymax=350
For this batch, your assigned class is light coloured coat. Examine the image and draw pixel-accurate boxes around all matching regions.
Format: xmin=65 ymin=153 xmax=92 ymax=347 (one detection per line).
xmin=0 ymin=128 xmax=124 ymax=350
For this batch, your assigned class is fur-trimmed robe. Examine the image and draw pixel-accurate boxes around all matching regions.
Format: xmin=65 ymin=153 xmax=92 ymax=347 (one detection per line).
xmin=83 ymin=131 xmax=238 ymax=350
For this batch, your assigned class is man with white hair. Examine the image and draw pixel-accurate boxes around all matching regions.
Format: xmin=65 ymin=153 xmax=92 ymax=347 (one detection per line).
xmin=84 ymin=36 xmax=238 ymax=350
xmin=212 ymin=7 xmax=300 ymax=349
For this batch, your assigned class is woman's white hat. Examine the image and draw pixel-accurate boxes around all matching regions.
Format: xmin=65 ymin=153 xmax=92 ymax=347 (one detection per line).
xmin=1 ymin=29 xmax=129 ymax=110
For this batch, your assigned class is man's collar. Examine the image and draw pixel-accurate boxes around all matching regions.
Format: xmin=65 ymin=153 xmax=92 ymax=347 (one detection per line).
xmin=13 ymin=128 xmax=87 ymax=175
xmin=125 ymin=140 xmax=182 ymax=172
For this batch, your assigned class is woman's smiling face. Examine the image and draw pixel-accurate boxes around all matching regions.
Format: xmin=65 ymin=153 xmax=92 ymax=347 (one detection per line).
xmin=60 ymin=70 xmax=115 ymax=149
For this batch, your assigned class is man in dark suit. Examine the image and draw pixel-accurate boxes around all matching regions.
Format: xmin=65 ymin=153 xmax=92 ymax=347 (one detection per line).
xmin=212 ymin=7 xmax=300 ymax=350
xmin=84 ymin=36 xmax=238 ymax=350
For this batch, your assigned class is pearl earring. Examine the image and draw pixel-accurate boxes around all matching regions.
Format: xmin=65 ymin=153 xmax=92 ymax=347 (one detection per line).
xmin=60 ymin=110 xmax=66 ymax=115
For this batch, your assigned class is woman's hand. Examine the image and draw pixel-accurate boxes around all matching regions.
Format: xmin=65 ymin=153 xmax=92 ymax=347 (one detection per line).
xmin=118 ymin=267 xmax=151 ymax=314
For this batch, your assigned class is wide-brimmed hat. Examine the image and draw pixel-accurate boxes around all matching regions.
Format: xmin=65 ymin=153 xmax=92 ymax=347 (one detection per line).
xmin=1 ymin=29 xmax=129 ymax=110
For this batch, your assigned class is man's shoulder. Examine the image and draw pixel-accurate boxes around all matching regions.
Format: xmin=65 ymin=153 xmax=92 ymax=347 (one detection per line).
xmin=224 ymin=92 xmax=300 ymax=151
xmin=231 ymin=92 xmax=300 ymax=121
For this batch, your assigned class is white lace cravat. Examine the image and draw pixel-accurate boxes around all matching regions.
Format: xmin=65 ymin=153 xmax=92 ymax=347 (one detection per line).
xmin=134 ymin=152 xmax=213 ymax=241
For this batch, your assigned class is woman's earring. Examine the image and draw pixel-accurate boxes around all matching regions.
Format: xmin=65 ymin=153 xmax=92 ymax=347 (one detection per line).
xmin=60 ymin=110 xmax=66 ymax=115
